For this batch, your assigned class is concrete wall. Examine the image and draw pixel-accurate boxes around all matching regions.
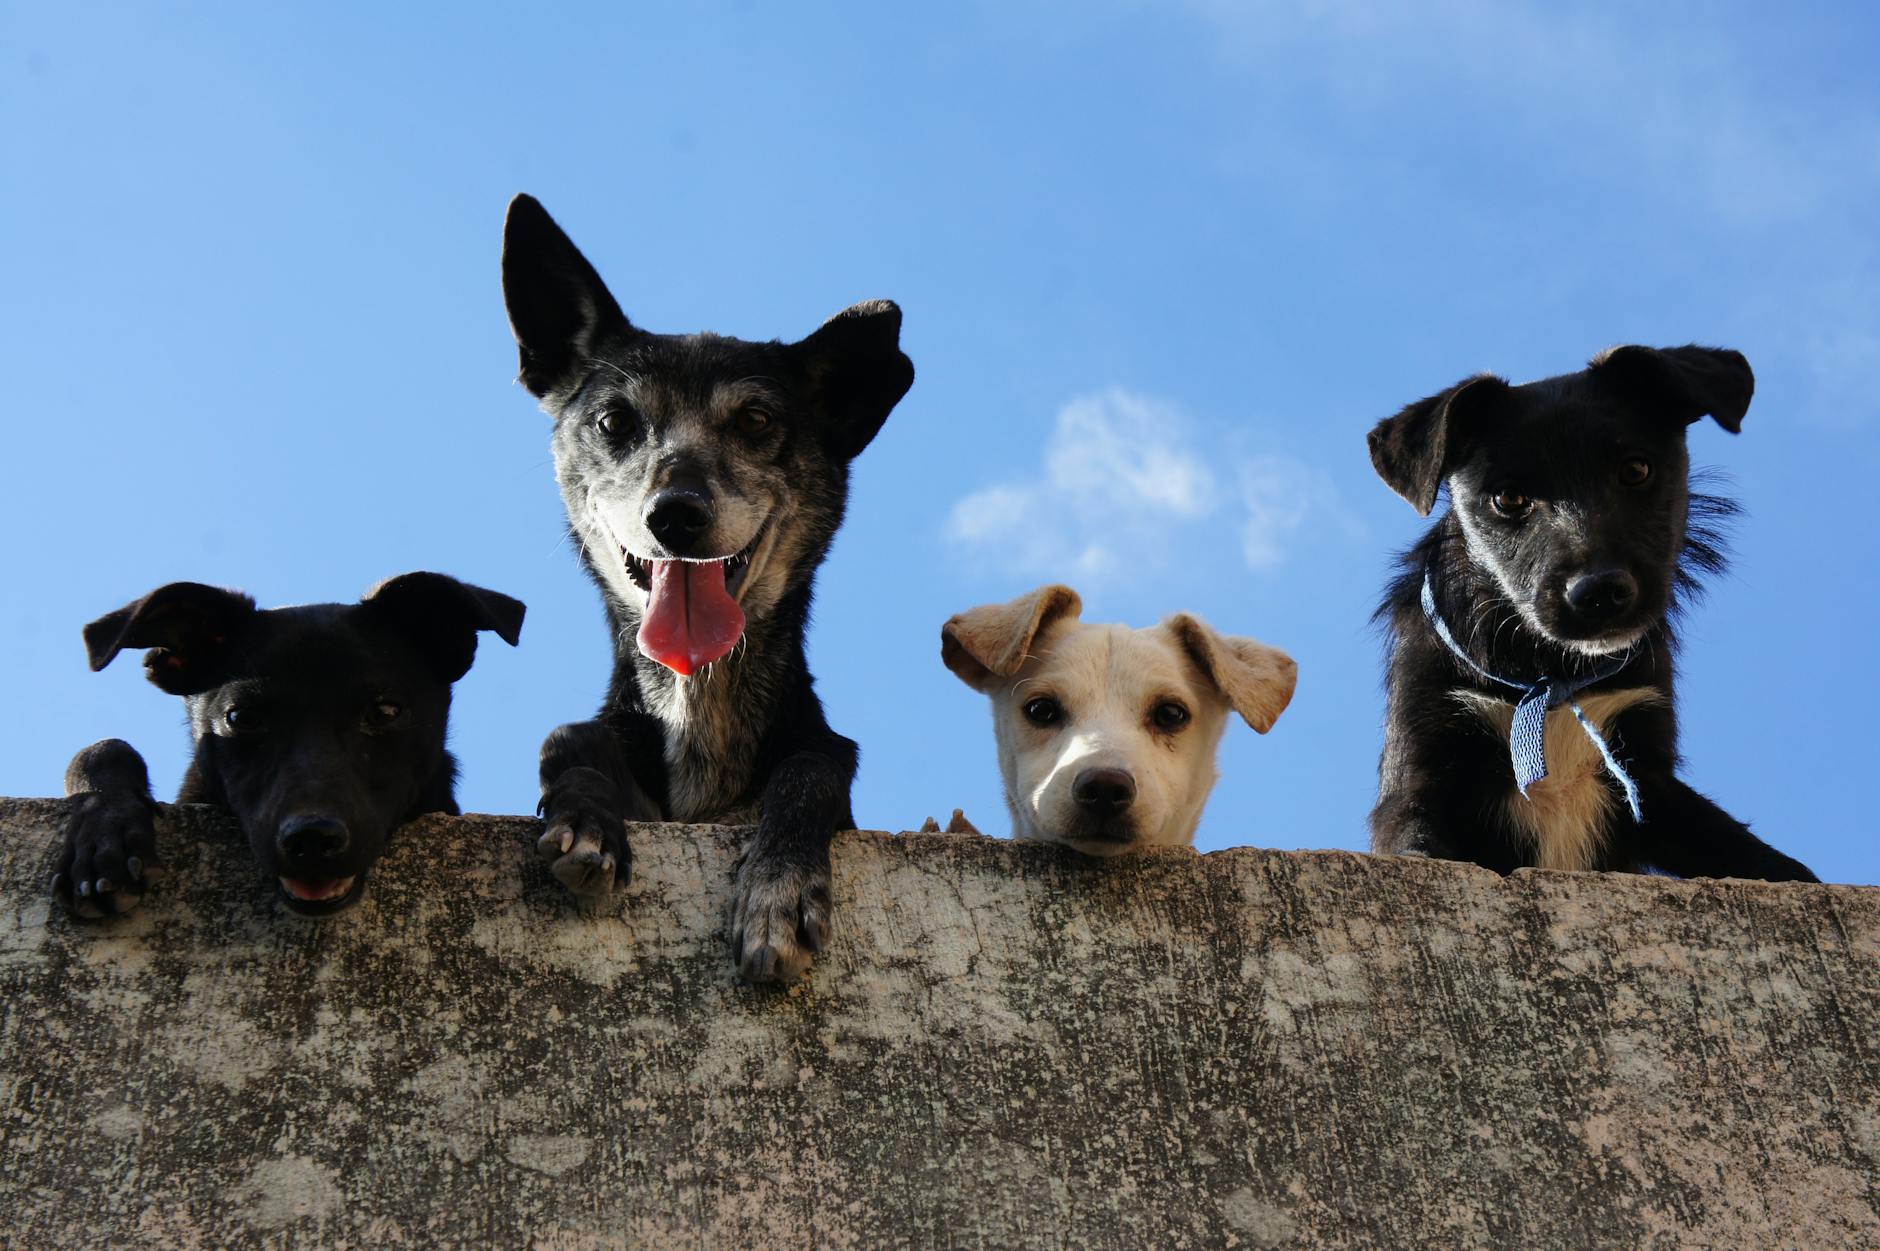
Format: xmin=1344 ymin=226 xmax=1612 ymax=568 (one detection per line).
xmin=1 ymin=796 xmax=1876 ymax=1249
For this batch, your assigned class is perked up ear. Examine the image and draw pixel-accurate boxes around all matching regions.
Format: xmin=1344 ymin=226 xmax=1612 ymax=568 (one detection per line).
xmin=1164 ymin=614 xmax=1297 ymax=733
xmin=502 ymin=194 xmax=634 ymax=399
xmin=83 ymin=583 xmax=258 ymax=696
xmin=362 ymin=572 xmax=526 ymax=683
xmin=1367 ymin=374 xmax=1510 ymax=516
xmin=793 ymin=300 xmax=915 ymax=461
xmin=941 ymin=584 xmax=1083 ymax=692
xmin=1590 ymin=344 xmax=1753 ymax=433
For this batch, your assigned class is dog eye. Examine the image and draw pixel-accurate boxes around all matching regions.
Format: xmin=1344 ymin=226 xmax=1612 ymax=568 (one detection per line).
xmin=366 ymin=700 xmax=403 ymax=729
xmin=1152 ymin=702 xmax=1191 ymax=731
xmin=1490 ymin=489 xmax=1533 ymax=519
xmin=1619 ymin=458 xmax=1652 ymax=486
xmin=595 ymin=407 xmax=636 ymax=440
xmin=223 ymin=706 xmax=256 ymax=732
xmin=1022 ymin=696 xmax=1063 ymax=727
xmin=736 ymin=407 xmax=773 ymax=438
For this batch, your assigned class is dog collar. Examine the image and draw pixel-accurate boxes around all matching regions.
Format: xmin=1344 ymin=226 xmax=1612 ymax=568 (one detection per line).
xmin=1419 ymin=573 xmax=1643 ymax=822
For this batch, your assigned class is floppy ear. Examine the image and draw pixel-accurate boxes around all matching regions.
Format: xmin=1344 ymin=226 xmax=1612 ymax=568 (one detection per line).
xmin=1164 ymin=614 xmax=1297 ymax=733
xmin=502 ymin=194 xmax=635 ymax=399
xmin=1590 ymin=344 xmax=1753 ymax=433
xmin=83 ymin=583 xmax=258 ymax=696
xmin=941 ymin=584 xmax=1082 ymax=692
xmin=794 ymin=300 xmax=915 ymax=461
xmin=362 ymin=572 xmax=526 ymax=683
xmin=1367 ymin=374 xmax=1510 ymax=516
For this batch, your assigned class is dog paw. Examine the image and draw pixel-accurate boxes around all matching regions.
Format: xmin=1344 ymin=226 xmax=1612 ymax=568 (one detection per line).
xmin=537 ymin=767 xmax=632 ymax=898
xmin=729 ymin=856 xmax=831 ymax=984
xmin=52 ymin=791 xmax=163 ymax=919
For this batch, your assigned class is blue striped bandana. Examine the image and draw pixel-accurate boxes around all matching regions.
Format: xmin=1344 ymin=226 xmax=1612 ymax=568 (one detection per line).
xmin=1420 ymin=572 xmax=1643 ymax=822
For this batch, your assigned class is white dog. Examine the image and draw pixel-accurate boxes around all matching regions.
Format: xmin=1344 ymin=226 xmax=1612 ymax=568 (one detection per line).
xmin=942 ymin=585 xmax=1297 ymax=856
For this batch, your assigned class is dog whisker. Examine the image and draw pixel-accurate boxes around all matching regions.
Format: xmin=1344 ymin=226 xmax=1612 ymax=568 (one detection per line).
xmin=583 ymin=357 xmax=640 ymax=388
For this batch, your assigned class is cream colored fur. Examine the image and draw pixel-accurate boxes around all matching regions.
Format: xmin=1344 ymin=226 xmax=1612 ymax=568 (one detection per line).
xmin=943 ymin=585 xmax=1296 ymax=856
xmin=1453 ymin=686 xmax=1664 ymax=870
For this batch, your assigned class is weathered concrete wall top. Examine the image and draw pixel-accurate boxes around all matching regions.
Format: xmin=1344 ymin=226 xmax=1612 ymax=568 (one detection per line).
xmin=1 ymin=797 xmax=1876 ymax=1249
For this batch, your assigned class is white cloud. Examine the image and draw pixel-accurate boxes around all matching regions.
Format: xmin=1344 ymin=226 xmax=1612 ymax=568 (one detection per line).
xmin=1237 ymin=455 xmax=1321 ymax=573
xmin=946 ymin=388 xmax=1337 ymax=582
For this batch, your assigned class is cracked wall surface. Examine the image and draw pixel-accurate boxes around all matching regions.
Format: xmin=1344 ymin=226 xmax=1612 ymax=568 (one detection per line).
xmin=2 ymin=797 xmax=1877 ymax=1249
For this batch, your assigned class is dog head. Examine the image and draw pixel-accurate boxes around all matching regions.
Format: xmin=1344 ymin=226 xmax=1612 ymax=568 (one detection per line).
xmin=943 ymin=586 xmax=1296 ymax=856
xmin=501 ymin=194 xmax=914 ymax=677
xmin=1368 ymin=345 xmax=1751 ymax=656
xmin=83 ymin=573 xmax=525 ymax=914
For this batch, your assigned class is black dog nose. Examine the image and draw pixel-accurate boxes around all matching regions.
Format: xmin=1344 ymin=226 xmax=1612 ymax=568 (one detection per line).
xmin=278 ymin=815 xmax=350 ymax=861
xmin=1072 ymin=768 xmax=1137 ymax=813
xmin=646 ymin=490 xmax=714 ymax=552
xmin=1565 ymin=570 xmax=1639 ymax=623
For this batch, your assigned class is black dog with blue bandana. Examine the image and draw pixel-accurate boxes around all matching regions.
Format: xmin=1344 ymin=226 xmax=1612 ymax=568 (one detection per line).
xmin=1367 ymin=344 xmax=1816 ymax=881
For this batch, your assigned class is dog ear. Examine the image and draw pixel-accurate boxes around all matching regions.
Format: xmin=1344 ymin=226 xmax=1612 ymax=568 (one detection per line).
xmin=941 ymin=584 xmax=1083 ymax=692
xmin=794 ymin=300 xmax=916 ymax=461
xmin=362 ymin=572 xmax=526 ymax=683
xmin=83 ymin=583 xmax=258 ymax=696
xmin=1367 ymin=374 xmax=1510 ymax=516
xmin=1164 ymin=614 xmax=1297 ymax=734
xmin=1591 ymin=345 xmax=1753 ymax=433
xmin=502 ymin=194 xmax=635 ymax=399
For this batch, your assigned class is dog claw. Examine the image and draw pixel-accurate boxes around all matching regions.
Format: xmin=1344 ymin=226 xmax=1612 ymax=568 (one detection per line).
xmin=535 ymin=823 xmax=575 ymax=862
xmin=549 ymin=834 xmax=616 ymax=898
xmin=729 ymin=859 xmax=829 ymax=984
xmin=95 ymin=879 xmax=113 ymax=894
xmin=127 ymin=857 xmax=143 ymax=880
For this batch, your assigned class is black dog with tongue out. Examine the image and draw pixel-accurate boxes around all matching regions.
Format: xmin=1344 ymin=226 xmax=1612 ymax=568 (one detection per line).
xmin=501 ymin=194 xmax=914 ymax=984
xmin=51 ymin=573 xmax=524 ymax=918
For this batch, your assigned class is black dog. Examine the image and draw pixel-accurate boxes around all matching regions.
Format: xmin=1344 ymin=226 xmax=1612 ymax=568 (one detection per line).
xmin=54 ymin=573 xmax=525 ymax=917
xmin=501 ymin=194 xmax=914 ymax=983
xmin=1367 ymin=344 xmax=1816 ymax=882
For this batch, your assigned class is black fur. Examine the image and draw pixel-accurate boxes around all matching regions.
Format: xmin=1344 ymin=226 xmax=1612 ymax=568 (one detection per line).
xmin=1367 ymin=345 xmax=1816 ymax=881
xmin=54 ymin=573 xmax=524 ymax=917
xmin=501 ymin=194 xmax=914 ymax=983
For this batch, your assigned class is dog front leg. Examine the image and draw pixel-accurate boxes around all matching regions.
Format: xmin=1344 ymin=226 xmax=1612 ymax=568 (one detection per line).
xmin=1369 ymin=792 xmax=1469 ymax=862
xmin=730 ymin=736 xmax=858 ymax=984
xmin=537 ymin=719 xmax=661 ymax=898
xmin=54 ymin=739 xmax=163 ymax=918
xmin=1632 ymin=777 xmax=1819 ymax=883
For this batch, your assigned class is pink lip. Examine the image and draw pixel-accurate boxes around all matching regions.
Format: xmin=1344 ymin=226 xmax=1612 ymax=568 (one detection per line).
xmin=278 ymin=875 xmax=356 ymax=903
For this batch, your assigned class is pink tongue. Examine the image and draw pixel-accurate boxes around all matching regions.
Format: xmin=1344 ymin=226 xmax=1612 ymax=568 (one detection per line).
xmin=637 ymin=559 xmax=747 ymax=675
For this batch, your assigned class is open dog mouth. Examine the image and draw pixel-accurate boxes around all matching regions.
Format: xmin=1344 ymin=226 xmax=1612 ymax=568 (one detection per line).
xmin=622 ymin=527 xmax=762 ymax=600
xmin=622 ymin=524 xmax=770 ymax=677
xmin=276 ymin=873 xmax=364 ymax=915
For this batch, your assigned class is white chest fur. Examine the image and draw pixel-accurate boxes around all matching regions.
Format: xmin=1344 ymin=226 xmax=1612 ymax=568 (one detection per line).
xmin=648 ymin=670 xmax=763 ymax=823
xmin=1452 ymin=686 xmax=1664 ymax=871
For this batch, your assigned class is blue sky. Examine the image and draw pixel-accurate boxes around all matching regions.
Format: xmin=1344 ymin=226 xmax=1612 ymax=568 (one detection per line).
xmin=4 ymin=2 xmax=1876 ymax=883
